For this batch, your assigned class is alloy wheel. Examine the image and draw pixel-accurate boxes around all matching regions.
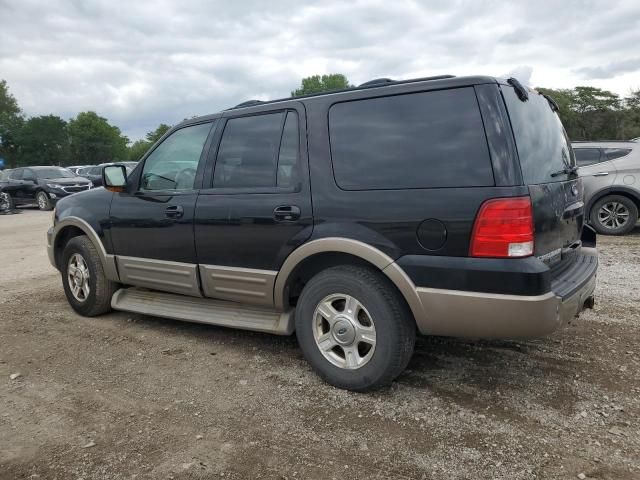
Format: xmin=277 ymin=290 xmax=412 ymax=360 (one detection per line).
xmin=598 ymin=201 xmax=630 ymax=230
xmin=312 ymin=293 xmax=376 ymax=370
xmin=37 ymin=192 xmax=48 ymax=210
xmin=67 ymin=253 xmax=90 ymax=302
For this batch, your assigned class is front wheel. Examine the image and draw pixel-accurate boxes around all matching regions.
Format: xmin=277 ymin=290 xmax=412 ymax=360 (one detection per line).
xmin=295 ymin=265 xmax=416 ymax=391
xmin=61 ymin=236 xmax=119 ymax=316
xmin=590 ymin=195 xmax=638 ymax=235
xmin=37 ymin=191 xmax=52 ymax=211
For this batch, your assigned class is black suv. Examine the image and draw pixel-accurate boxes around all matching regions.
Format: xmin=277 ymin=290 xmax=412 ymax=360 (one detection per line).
xmin=2 ymin=166 xmax=93 ymax=210
xmin=47 ymin=75 xmax=598 ymax=391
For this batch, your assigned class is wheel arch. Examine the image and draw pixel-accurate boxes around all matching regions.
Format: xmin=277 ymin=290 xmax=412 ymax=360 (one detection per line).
xmin=52 ymin=217 xmax=119 ymax=281
xmin=273 ymin=237 xmax=424 ymax=326
xmin=587 ymin=186 xmax=640 ymax=218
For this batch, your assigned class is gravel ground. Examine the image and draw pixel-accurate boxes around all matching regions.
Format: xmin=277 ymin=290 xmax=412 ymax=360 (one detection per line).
xmin=1 ymin=209 xmax=639 ymax=479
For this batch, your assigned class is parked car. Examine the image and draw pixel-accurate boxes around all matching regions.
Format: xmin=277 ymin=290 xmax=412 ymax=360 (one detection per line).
xmin=67 ymin=165 xmax=92 ymax=175
xmin=573 ymin=141 xmax=639 ymax=235
xmin=47 ymin=75 xmax=597 ymax=391
xmin=79 ymin=162 xmax=138 ymax=187
xmin=1 ymin=166 xmax=92 ymax=210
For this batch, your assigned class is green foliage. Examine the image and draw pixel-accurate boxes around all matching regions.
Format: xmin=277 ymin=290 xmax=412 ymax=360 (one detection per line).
xmin=537 ymin=86 xmax=640 ymax=140
xmin=0 ymin=80 xmax=24 ymax=167
xmin=67 ymin=111 xmax=128 ymax=164
xmin=291 ymin=74 xmax=353 ymax=97
xmin=127 ymin=124 xmax=173 ymax=161
xmin=15 ymin=115 xmax=69 ymax=166
xmin=145 ymin=123 xmax=171 ymax=143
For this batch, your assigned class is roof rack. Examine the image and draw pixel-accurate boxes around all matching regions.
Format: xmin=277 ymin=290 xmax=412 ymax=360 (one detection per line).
xmin=228 ymin=74 xmax=457 ymax=110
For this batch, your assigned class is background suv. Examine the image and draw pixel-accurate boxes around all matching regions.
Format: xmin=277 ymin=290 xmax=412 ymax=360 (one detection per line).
xmin=1 ymin=166 xmax=92 ymax=210
xmin=574 ymin=141 xmax=640 ymax=235
xmin=48 ymin=76 xmax=597 ymax=391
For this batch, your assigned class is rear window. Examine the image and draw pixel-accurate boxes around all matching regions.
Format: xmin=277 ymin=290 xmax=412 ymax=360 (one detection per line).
xmin=328 ymin=88 xmax=494 ymax=190
xmin=502 ymin=86 xmax=575 ymax=184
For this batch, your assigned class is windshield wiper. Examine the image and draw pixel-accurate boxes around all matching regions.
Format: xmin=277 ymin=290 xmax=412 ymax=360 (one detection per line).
xmin=550 ymin=165 xmax=579 ymax=177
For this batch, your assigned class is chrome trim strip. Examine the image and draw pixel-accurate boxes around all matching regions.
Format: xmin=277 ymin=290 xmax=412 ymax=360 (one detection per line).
xmin=199 ymin=265 xmax=277 ymax=306
xmin=117 ymin=256 xmax=201 ymax=297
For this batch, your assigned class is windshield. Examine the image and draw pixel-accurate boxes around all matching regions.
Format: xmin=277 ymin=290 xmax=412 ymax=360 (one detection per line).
xmin=502 ymin=86 xmax=575 ymax=184
xmin=35 ymin=167 xmax=75 ymax=179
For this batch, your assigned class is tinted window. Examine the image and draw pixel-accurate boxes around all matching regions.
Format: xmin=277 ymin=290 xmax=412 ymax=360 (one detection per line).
xmin=329 ymin=88 xmax=494 ymax=190
xmin=141 ymin=122 xmax=213 ymax=191
xmin=23 ymin=169 xmax=37 ymax=180
xmin=604 ymin=148 xmax=632 ymax=160
xmin=9 ymin=169 xmax=23 ymax=180
xmin=574 ymin=148 xmax=602 ymax=166
xmin=35 ymin=167 xmax=74 ymax=179
xmin=502 ymin=86 xmax=575 ymax=184
xmin=277 ymin=112 xmax=299 ymax=188
xmin=213 ymin=112 xmax=284 ymax=188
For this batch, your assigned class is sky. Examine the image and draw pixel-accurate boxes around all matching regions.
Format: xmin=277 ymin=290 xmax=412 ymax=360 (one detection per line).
xmin=1 ymin=0 xmax=639 ymax=142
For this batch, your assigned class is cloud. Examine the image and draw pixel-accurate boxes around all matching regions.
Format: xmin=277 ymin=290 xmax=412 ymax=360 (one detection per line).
xmin=574 ymin=58 xmax=640 ymax=80
xmin=0 ymin=0 xmax=639 ymax=140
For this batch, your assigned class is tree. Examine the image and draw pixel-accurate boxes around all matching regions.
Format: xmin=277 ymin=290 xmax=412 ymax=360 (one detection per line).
xmin=127 ymin=123 xmax=172 ymax=161
xmin=291 ymin=74 xmax=353 ymax=97
xmin=145 ymin=123 xmax=171 ymax=143
xmin=0 ymin=79 xmax=24 ymax=168
xmin=67 ymin=111 xmax=128 ymax=164
xmin=128 ymin=139 xmax=151 ymax=161
xmin=16 ymin=115 xmax=69 ymax=166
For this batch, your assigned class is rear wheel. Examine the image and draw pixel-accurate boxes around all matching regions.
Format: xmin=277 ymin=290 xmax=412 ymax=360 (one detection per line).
xmin=295 ymin=265 xmax=415 ymax=391
xmin=61 ymin=236 xmax=118 ymax=316
xmin=590 ymin=195 xmax=638 ymax=235
xmin=37 ymin=191 xmax=52 ymax=211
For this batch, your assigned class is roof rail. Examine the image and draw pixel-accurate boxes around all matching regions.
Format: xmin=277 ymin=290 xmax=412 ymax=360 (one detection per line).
xmin=231 ymin=99 xmax=264 ymax=109
xmin=358 ymin=78 xmax=394 ymax=87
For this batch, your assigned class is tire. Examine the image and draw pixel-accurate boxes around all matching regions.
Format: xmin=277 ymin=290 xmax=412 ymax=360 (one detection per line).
xmin=295 ymin=265 xmax=416 ymax=391
xmin=590 ymin=195 xmax=638 ymax=235
xmin=0 ymin=192 xmax=14 ymax=212
xmin=61 ymin=236 xmax=119 ymax=316
xmin=36 ymin=191 xmax=52 ymax=211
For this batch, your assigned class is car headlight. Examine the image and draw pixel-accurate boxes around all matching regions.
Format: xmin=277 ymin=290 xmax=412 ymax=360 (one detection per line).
xmin=46 ymin=183 xmax=63 ymax=189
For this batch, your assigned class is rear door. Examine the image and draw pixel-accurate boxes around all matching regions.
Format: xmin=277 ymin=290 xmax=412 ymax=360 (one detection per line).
xmin=194 ymin=105 xmax=312 ymax=306
xmin=501 ymin=86 xmax=583 ymax=266
xmin=5 ymin=168 xmax=25 ymax=203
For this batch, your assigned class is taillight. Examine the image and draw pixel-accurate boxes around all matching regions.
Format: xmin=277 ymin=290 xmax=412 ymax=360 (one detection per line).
xmin=470 ymin=197 xmax=534 ymax=258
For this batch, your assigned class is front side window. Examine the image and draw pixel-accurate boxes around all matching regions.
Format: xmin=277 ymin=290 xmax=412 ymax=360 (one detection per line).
xmin=141 ymin=122 xmax=213 ymax=191
xmin=574 ymin=148 xmax=602 ymax=166
xmin=213 ymin=112 xmax=285 ymax=188
xmin=329 ymin=88 xmax=494 ymax=190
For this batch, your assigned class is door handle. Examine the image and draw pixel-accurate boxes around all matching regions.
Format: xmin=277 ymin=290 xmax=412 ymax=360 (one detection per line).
xmin=165 ymin=205 xmax=184 ymax=218
xmin=592 ymin=172 xmax=609 ymax=177
xmin=273 ymin=205 xmax=301 ymax=222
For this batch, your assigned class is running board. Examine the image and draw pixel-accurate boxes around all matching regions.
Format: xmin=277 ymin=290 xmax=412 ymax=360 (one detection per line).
xmin=111 ymin=287 xmax=294 ymax=335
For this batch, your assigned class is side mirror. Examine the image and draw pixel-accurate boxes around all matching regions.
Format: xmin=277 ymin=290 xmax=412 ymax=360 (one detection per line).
xmin=103 ymin=165 xmax=127 ymax=192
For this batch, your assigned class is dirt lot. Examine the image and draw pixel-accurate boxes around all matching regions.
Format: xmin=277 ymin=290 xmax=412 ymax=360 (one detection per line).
xmin=1 ymin=209 xmax=639 ymax=479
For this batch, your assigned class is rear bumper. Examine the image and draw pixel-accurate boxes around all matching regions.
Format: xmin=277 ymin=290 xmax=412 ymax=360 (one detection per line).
xmin=409 ymin=247 xmax=598 ymax=338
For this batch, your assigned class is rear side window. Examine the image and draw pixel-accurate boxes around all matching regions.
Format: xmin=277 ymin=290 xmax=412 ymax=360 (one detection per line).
xmin=213 ymin=111 xmax=299 ymax=189
xmin=9 ymin=169 xmax=23 ymax=180
xmin=329 ymin=88 xmax=494 ymax=190
xmin=502 ymin=86 xmax=575 ymax=184
xmin=604 ymin=148 xmax=632 ymax=160
xmin=574 ymin=148 xmax=602 ymax=166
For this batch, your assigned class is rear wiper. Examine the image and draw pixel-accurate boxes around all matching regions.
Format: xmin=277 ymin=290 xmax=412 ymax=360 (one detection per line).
xmin=550 ymin=165 xmax=579 ymax=177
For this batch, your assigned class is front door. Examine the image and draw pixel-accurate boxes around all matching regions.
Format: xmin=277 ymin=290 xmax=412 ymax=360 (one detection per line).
xmin=194 ymin=106 xmax=312 ymax=305
xmin=109 ymin=120 xmax=217 ymax=296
